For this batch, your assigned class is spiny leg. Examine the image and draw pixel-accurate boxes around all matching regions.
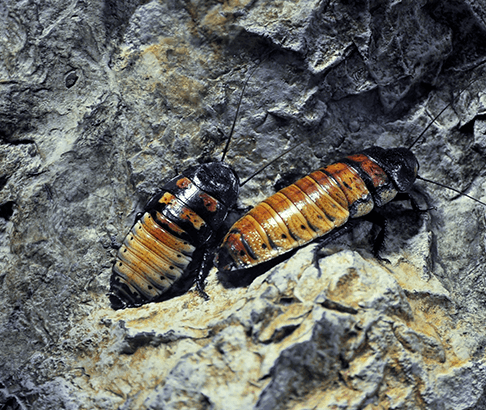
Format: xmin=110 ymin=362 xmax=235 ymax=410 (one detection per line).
xmin=312 ymin=223 xmax=357 ymax=277
xmin=195 ymin=249 xmax=214 ymax=300
xmin=362 ymin=210 xmax=391 ymax=263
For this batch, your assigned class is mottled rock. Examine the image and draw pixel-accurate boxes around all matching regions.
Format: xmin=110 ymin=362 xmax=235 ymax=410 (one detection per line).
xmin=1 ymin=0 xmax=486 ymax=409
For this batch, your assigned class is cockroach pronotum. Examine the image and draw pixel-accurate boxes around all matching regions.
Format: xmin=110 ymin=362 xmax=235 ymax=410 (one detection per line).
xmin=215 ymin=83 xmax=486 ymax=273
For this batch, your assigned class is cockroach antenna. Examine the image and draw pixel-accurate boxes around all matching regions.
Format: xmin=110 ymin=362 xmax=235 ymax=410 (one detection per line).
xmin=407 ymin=102 xmax=454 ymax=151
xmin=240 ymin=142 xmax=304 ymax=187
xmin=408 ymin=60 xmax=486 ymax=151
xmin=416 ymin=175 xmax=486 ymax=207
xmin=407 ymin=61 xmax=486 ymax=207
xmin=221 ymin=54 xmax=273 ymax=163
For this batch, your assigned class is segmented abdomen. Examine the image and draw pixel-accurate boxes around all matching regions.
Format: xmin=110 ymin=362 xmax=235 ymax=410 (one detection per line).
xmin=113 ymin=210 xmax=196 ymax=301
xmin=217 ymin=152 xmax=398 ymax=270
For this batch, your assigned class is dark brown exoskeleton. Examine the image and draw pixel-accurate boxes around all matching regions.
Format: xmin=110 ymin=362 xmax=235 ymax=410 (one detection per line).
xmin=110 ymin=163 xmax=240 ymax=309
xmin=109 ymin=59 xmax=281 ymax=309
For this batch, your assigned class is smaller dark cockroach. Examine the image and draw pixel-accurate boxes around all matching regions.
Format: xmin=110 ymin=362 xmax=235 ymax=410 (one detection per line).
xmin=109 ymin=59 xmax=292 ymax=309
xmin=109 ymin=69 xmax=251 ymax=309
xmin=215 ymin=82 xmax=486 ymax=273
xmin=110 ymin=162 xmax=239 ymax=308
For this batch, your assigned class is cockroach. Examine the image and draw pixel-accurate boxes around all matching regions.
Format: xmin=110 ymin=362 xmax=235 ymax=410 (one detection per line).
xmin=215 ymin=84 xmax=486 ymax=273
xmin=108 ymin=72 xmax=252 ymax=309
xmin=109 ymin=60 xmax=294 ymax=309
xmin=109 ymin=160 xmax=240 ymax=309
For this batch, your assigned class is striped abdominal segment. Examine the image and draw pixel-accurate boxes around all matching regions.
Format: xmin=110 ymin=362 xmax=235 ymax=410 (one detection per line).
xmin=218 ymin=166 xmax=352 ymax=269
xmin=113 ymin=212 xmax=195 ymax=300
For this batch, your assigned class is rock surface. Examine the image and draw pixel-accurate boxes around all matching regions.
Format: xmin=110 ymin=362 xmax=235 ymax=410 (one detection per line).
xmin=1 ymin=0 xmax=486 ymax=409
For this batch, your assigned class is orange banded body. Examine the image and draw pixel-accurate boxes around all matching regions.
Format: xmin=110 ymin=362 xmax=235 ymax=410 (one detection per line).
xmin=111 ymin=162 xmax=239 ymax=308
xmin=216 ymin=147 xmax=418 ymax=271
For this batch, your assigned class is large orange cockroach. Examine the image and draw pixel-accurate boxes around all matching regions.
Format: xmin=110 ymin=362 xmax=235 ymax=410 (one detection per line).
xmin=215 ymin=147 xmax=420 ymax=271
xmin=215 ymin=94 xmax=486 ymax=273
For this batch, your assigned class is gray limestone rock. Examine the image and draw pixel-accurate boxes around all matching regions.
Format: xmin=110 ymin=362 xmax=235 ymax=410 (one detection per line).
xmin=1 ymin=0 xmax=486 ymax=409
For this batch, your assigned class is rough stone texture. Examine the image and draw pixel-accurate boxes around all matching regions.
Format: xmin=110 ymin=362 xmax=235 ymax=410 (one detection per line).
xmin=1 ymin=0 xmax=486 ymax=409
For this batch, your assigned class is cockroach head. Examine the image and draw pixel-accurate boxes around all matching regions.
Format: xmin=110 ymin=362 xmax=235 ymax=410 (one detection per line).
xmin=362 ymin=146 xmax=419 ymax=192
xmin=184 ymin=162 xmax=240 ymax=207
